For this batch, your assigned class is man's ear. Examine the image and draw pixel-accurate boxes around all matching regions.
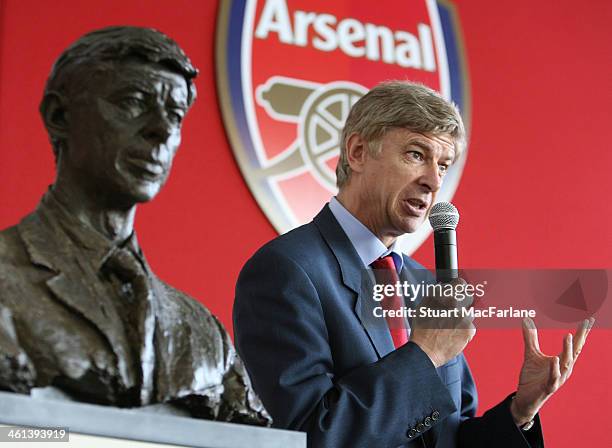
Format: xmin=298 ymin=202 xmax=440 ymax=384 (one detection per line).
xmin=40 ymin=92 xmax=70 ymax=140
xmin=345 ymin=132 xmax=369 ymax=174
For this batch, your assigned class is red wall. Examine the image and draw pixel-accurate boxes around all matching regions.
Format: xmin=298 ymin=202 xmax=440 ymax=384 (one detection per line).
xmin=1 ymin=1 xmax=610 ymax=445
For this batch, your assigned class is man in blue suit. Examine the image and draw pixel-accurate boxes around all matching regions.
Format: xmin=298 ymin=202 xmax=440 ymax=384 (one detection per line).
xmin=234 ymin=81 xmax=593 ymax=447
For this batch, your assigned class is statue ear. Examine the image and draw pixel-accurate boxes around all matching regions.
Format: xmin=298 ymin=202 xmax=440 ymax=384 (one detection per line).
xmin=40 ymin=92 xmax=70 ymax=139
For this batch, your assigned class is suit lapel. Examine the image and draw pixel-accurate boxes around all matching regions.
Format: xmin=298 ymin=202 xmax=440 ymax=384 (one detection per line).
xmin=313 ymin=205 xmax=395 ymax=358
xmin=18 ymin=210 xmax=137 ymax=387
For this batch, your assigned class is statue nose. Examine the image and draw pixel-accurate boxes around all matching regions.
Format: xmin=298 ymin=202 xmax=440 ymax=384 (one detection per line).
xmin=142 ymin=111 xmax=172 ymax=144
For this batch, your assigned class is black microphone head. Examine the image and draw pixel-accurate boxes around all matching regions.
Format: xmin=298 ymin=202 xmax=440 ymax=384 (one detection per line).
xmin=428 ymin=202 xmax=460 ymax=230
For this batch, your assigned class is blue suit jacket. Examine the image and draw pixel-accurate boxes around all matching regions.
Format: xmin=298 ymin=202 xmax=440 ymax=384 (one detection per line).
xmin=234 ymin=205 xmax=543 ymax=447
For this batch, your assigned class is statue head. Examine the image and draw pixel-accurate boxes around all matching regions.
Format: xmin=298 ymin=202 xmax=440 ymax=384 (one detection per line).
xmin=40 ymin=26 xmax=199 ymax=207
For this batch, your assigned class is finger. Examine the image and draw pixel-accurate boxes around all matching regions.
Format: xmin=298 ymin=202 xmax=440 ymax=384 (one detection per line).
xmin=461 ymin=290 xmax=474 ymax=309
xmin=455 ymin=294 xmax=474 ymax=317
xmin=522 ymin=317 xmax=541 ymax=355
xmin=584 ymin=317 xmax=595 ymax=348
xmin=559 ymin=333 xmax=574 ymax=378
xmin=573 ymin=319 xmax=591 ymax=359
xmin=572 ymin=319 xmax=588 ymax=357
xmin=454 ymin=278 xmax=474 ymax=309
xmin=547 ymin=356 xmax=561 ymax=394
xmin=463 ymin=307 xmax=475 ymax=324
xmin=459 ymin=316 xmax=476 ymax=330
xmin=468 ymin=322 xmax=477 ymax=342
xmin=585 ymin=317 xmax=595 ymax=340
xmin=458 ymin=316 xmax=477 ymax=339
xmin=450 ymin=278 xmax=467 ymax=286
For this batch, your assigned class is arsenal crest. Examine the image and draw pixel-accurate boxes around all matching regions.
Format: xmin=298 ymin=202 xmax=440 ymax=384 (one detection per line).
xmin=216 ymin=0 xmax=470 ymax=255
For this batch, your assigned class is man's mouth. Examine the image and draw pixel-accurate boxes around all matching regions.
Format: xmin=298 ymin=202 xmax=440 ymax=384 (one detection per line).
xmin=402 ymin=198 xmax=429 ymax=216
xmin=125 ymin=157 xmax=165 ymax=180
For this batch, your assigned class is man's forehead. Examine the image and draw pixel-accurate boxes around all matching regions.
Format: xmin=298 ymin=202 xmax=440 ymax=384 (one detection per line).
xmin=114 ymin=62 xmax=186 ymax=86
xmin=381 ymin=128 xmax=457 ymax=162
xmin=86 ymin=61 xmax=188 ymax=95
xmin=387 ymin=128 xmax=454 ymax=147
xmin=412 ymin=133 xmax=455 ymax=149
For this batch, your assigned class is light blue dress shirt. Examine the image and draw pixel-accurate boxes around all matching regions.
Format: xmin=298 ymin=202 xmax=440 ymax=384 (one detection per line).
xmin=328 ymin=197 xmax=404 ymax=273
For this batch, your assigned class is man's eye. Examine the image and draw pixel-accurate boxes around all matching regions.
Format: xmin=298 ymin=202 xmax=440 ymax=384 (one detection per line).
xmin=167 ymin=110 xmax=184 ymax=125
xmin=118 ymin=97 xmax=147 ymax=116
xmin=408 ymin=151 xmax=424 ymax=161
xmin=439 ymin=164 xmax=450 ymax=175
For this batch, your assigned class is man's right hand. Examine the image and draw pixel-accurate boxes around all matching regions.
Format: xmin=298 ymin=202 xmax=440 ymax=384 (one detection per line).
xmin=410 ymin=278 xmax=476 ymax=368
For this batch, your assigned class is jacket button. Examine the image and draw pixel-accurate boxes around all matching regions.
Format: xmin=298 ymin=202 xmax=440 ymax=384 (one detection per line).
xmin=407 ymin=428 xmax=418 ymax=438
xmin=424 ymin=417 xmax=432 ymax=427
xmin=416 ymin=423 xmax=425 ymax=432
xmin=432 ymin=410 xmax=440 ymax=421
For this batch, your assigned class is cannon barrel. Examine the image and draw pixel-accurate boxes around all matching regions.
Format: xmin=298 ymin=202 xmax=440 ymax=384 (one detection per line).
xmin=256 ymin=78 xmax=318 ymax=118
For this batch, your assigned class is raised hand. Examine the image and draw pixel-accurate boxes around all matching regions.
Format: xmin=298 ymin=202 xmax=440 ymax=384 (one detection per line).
xmin=510 ymin=317 xmax=595 ymax=426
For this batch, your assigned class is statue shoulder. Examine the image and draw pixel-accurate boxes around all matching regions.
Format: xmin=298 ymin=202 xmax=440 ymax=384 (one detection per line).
xmin=154 ymin=280 xmax=235 ymax=357
xmin=0 ymin=224 xmax=36 ymax=298
xmin=156 ymin=280 xmax=221 ymax=327
xmin=0 ymin=210 xmax=44 ymax=267
xmin=0 ymin=224 xmax=25 ymax=261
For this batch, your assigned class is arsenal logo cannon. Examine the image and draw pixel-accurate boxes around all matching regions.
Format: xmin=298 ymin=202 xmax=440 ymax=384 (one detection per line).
xmin=256 ymin=77 xmax=367 ymax=191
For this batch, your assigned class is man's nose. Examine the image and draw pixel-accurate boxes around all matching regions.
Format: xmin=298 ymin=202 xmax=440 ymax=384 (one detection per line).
xmin=141 ymin=108 xmax=173 ymax=145
xmin=419 ymin=162 xmax=443 ymax=193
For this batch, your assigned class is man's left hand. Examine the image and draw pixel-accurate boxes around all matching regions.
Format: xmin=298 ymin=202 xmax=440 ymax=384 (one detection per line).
xmin=510 ymin=317 xmax=595 ymax=426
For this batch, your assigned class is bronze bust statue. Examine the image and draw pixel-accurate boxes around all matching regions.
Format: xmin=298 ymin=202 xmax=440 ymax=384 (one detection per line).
xmin=0 ymin=26 xmax=270 ymax=425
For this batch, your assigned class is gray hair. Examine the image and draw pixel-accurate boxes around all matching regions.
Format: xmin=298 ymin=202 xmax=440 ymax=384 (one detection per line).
xmin=41 ymin=26 xmax=199 ymax=159
xmin=336 ymin=80 xmax=465 ymax=188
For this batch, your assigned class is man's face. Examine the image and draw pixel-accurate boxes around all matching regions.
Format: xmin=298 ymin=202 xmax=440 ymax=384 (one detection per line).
xmin=63 ymin=61 xmax=189 ymax=207
xmin=358 ymin=127 xmax=455 ymax=238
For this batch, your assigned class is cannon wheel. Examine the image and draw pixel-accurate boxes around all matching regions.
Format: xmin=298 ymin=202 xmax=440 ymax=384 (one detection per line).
xmin=298 ymin=82 xmax=367 ymax=191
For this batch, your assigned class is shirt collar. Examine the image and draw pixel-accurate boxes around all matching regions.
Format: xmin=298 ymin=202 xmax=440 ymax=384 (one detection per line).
xmin=328 ymin=197 xmax=404 ymax=272
xmin=40 ymin=189 xmax=142 ymax=271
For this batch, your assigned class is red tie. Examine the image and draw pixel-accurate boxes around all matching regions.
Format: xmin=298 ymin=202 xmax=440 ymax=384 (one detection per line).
xmin=371 ymin=255 xmax=409 ymax=349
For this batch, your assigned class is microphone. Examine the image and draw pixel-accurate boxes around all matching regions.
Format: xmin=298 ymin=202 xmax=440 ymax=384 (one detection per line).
xmin=428 ymin=202 xmax=460 ymax=283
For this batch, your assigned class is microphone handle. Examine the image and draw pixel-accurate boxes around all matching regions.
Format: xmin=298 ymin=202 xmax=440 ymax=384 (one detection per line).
xmin=434 ymin=228 xmax=458 ymax=283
